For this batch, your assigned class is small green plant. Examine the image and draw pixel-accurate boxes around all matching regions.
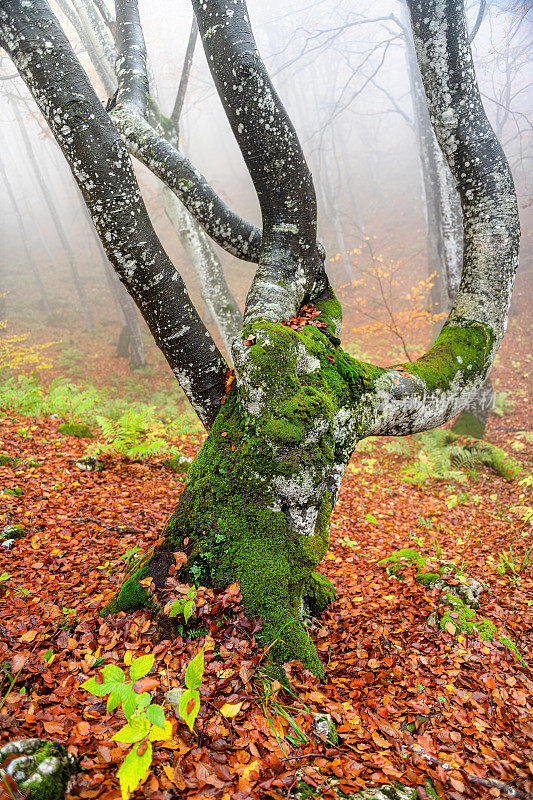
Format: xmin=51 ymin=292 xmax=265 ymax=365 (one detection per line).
xmin=57 ymin=344 xmax=85 ymax=377
xmin=175 ymin=648 xmax=204 ymax=732
xmin=89 ymin=410 xmax=176 ymax=459
xmin=486 ymin=531 xmax=533 ymax=584
xmin=58 ymin=607 xmax=77 ymax=630
xmin=402 ymin=430 xmax=478 ymax=486
xmin=168 ymin=587 xmax=197 ymax=622
xmin=259 ymin=679 xmax=309 ymax=754
xmin=119 ymin=545 xmax=142 ymax=575
xmin=2 ymin=486 xmax=22 ymax=497
xmin=82 ymin=654 xmax=171 ymax=800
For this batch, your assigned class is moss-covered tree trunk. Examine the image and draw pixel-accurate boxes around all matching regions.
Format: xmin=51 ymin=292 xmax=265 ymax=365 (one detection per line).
xmin=106 ymin=300 xmax=376 ymax=676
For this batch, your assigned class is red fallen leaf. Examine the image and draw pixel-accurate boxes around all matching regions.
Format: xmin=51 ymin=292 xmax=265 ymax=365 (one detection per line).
xmin=137 ymin=741 xmax=148 ymax=756
xmin=186 ymin=698 xmax=196 ymax=715
xmin=371 ymin=731 xmax=390 ymax=748
xmin=242 ymin=339 xmax=254 ymax=346
xmin=11 ymin=653 xmax=26 ymax=672
xmin=76 ymin=720 xmax=91 ymax=737
xmin=134 ymin=677 xmax=158 ymax=692
xmin=43 ymin=721 xmax=63 ymax=734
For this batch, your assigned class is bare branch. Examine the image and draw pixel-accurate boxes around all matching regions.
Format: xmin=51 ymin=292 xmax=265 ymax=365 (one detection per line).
xmin=171 ymin=16 xmax=198 ymax=134
xmin=353 ymin=0 xmax=519 ymax=438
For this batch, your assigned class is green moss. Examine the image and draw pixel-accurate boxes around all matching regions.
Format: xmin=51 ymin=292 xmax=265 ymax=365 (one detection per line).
xmin=440 ymin=595 xmax=525 ymax=665
xmin=475 ymin=443 xmax=522 ymax=480
xmin=379 ymin=548 xmax=427 ymax=579
xmin=451 ymin=411 xmax=485 ymax=439
xmin=0 ymin=453 xmax=14 ymax=466
xmin=498 ymin=636 xmax=526 ymax=666
xmin=102 ymin=558 xmax=157 ymax=616
xmin=107 ymin=303 xmax=394 ymax=676
xmin=2 ymin=524 xmax=27 ymax=540
xmin=403 ymin=322 xmax=495 ymax=391
xmin=445 ymin=431 xmax=521 ymax=479
xmin=58 ymin=421 xmax=94 ymax=438
xmin=20 ymin=742 xmax=78 ymax=800
xmin=415 ymin=571 xmax=442 ymax=587
xmin=302 ymin=571 xmax=336 ymax=614
xmin=162 ymin=454 xmax=190 ymax=473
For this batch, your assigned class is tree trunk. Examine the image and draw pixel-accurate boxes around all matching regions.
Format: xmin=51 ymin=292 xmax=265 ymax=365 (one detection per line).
xmin=2 ymin=0 xmax=519 ymax=683
xmin=102 ymin=256 xmax=146 ymax=369
xmin=105 ymin=301 xmax=358 ymax=677
xmin=401 ymin=4 xmax=494 ymax=437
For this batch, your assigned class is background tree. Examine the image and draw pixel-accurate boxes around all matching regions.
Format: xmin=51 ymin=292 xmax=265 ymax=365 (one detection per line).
xmin=0 ymin=0 xmax=519 ymax=676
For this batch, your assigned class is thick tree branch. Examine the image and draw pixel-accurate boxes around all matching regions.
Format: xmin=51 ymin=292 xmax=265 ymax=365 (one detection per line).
xmin=112 ymin=0 xmax=244 ymax=351
xmin=192 ymin=0 xmax=328 ymax=323
xmin=110 ymin=106 xmax=262 ymax=260
xmin=351 ymin=0 xmax=519 ymax=438
xmin=0 ymin=0 xmax=228 ymax=427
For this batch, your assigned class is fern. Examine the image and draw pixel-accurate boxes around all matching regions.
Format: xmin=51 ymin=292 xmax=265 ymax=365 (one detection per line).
xmin=402 ymin=431 xmax=469 ymax=486
xmin=90 ymin=410 xmax=171 ymax=459
xmin=383 ymin=438 xmax=412 ymax=456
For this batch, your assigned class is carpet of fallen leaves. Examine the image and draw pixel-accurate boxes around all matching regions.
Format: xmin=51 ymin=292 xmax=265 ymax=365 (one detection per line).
xmin=0 ymin=325 xmax=532 ymax=799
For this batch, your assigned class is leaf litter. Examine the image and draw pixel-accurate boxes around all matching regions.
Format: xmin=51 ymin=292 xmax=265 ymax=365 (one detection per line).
xmin=0 ymin=403 xmax=531 ymax=800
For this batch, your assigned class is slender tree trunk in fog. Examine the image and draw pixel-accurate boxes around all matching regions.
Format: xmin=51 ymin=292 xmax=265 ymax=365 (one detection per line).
xmin=0 ymin=147 xmax=53 ymax=317
xmin=72 ymin=181 xmax=146 ymax=368
xmin=1 ymin=0 xmax=519 ymax=678
xmin=102 ymin=256 xmax=146 ymax=369
xmin=11 ymin=99 xmax=95 ymax=329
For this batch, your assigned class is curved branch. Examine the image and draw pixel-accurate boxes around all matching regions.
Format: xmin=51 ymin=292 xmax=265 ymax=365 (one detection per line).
xmin=111 ymin=0 xmax=262 ymax=263
xmin=192 ymin=0 xmax=328 ymax=323
xmin=352 ymin=0 xmax=519 ymax=439
xmin=468 ymin=0 xmax=486 ymax=43
xmin=0 ymin=0 xmax=228 ymax=427
xmin=109 ymin=107 xmax=262 ymax=261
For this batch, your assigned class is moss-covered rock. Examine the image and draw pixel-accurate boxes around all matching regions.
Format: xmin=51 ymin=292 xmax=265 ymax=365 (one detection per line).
xmin=313 ymin=712 xmax=338 ymax=745
xmin=440 ymin=595 xmax=525 ymax=665
xmin=2 ymin=524 xmax=27 ymax=540
xmin=380 ymin=549 xmax=485 ymax=608
xmin=162 ymin=454 xmax=191 ymax=473
xmin=0 ymin=453 xmax=15 ymax=466
xmin=0 ymin=738 xmax=78 ymax=800
xmin=75 ymin=455 xmax=104 ymax=472
xmin=58 ymin=422 xmax=94 ymax=438
xmin=294 ymin=780 xmax=417 ymax=800
xmin=379 ymin=548 xmax=427 ymax=579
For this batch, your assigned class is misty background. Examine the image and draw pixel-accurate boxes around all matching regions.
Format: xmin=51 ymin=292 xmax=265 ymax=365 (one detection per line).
xmin=0 ymin=0 xmax=531 ymax=401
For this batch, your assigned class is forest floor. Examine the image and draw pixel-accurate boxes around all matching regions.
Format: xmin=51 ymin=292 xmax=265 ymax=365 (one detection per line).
xmin=0 ymin=322 xmax=531 ymax=800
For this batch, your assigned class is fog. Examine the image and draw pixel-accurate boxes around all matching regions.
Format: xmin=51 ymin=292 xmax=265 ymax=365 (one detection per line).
xmin=0 ymin=0 xmax=531 ymax=388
